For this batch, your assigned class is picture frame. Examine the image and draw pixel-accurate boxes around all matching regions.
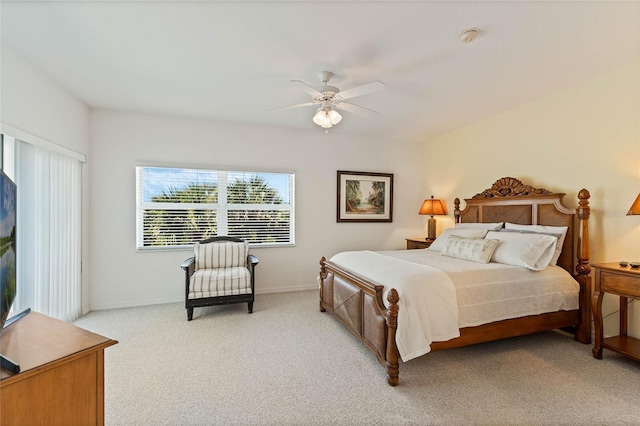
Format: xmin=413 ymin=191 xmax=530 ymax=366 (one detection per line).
xmin=337 ymin=171 xmax=393 ymax=222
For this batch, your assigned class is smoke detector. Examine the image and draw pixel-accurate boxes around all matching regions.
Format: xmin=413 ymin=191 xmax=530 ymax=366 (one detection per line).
xmin=459 ymin=28 xmax=479 ymax=44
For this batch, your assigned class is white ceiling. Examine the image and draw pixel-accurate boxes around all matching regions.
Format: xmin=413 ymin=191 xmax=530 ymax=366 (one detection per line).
xmin=2 ymin=1 xmax=638 ymax=142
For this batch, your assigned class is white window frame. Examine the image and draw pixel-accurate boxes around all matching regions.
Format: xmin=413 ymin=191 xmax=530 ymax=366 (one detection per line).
xmin=136 ymin=166 xmax=295 ymax=250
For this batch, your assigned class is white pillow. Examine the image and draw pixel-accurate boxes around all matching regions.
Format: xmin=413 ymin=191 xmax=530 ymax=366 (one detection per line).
xmin=485 ymin=231 xmax=558 ymax=271
xmin=455 ymin=222 xmax=504 ymax=231
xmin=441 ymin=235 xmax=500 ymax=264
xmin=428 ymin=228 xmax=489 ymax=252
xmin=504 ymin=223 xmax=568 ymax=266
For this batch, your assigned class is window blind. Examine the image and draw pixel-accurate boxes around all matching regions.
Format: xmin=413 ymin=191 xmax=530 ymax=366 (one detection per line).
xmin=16 ymin=140 xmax=82 ymax=322
xmin=136 ymin=166 xmax=294 ymax=249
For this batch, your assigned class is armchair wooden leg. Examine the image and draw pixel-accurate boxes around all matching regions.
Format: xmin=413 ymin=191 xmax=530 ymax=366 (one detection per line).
xmin=187 ymin=307 xmax=194 ymax=321
xmin=248 ymin=302 xmax=253 ymax=314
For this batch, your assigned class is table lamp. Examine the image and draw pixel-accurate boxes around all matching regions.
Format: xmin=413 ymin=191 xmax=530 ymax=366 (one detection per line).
xmin=419 ymin=196 xmax=447 ymax=240
xmin=627 ymin=193 xmax=640 ymax=215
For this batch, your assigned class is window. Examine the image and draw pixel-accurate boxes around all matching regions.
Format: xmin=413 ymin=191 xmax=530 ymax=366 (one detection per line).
xmin=136 ymin=166 xmax=295 ymax=249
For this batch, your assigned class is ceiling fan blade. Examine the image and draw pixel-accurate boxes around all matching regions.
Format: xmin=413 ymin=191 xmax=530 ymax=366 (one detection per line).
xmin=267 ymin=101 xmax=318 ymax=112
xmin=335 ymin=81 xmax=385 ymax=100
xmin=291 ymin=80 xmax=322 ymax=97
xmin=335 ymin=102 xmax=379 ymax=118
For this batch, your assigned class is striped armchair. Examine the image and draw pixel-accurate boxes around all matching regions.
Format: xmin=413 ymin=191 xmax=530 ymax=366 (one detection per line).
xmin=181 ymin=236 xmax=258 ymax=320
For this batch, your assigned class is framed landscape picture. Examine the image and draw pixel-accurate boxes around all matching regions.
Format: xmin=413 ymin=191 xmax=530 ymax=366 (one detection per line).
xmin=337 ymin=171 xmax=393 ymax=222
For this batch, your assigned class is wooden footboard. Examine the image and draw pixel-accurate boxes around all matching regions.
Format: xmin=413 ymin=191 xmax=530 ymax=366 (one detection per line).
xmin=319 ymin=253 xmax=591 ymax=386
xmin=319 ymin=257 xmax=400 ymax=386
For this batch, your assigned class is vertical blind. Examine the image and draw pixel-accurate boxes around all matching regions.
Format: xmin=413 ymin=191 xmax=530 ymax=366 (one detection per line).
xmin=136 ymin=166 xmax=295 ymax=248
xmin=16 ymin=141 xmax=82 ymax=322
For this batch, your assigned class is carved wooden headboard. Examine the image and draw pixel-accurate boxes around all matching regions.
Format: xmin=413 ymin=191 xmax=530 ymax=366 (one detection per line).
xmin=453 ymin=177 xmax=590 ymax=278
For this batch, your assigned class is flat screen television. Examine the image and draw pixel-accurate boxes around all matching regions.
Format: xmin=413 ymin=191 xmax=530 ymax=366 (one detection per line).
xmin=0 ymin=168 xmax=22 ymax=373
xmin=0 ymin=169 xmax=17 ymax=330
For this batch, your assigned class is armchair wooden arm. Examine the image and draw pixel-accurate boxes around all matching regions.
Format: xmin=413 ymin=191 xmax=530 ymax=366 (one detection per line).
xmin=181 ymin=257 xmax=195 ymax=274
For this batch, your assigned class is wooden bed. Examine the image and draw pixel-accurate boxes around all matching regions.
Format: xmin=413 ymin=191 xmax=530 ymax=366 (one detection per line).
xmin=318 ymin=177 xmax=591 ymax=386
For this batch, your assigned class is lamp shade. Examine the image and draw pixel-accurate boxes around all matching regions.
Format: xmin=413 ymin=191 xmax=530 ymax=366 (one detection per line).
xmin=627 ymin=193 xmax=640 ymax=215
xmin=328 ymin=109 xmax=342 ymax=124
xmin=419 ymin=196 xmax=447 ymax=216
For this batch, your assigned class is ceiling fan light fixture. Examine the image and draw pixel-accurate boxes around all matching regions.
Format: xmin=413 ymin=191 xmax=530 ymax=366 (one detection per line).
xmin=312 ymin=108 xmax=330 ymax=128
xmin=313 ymin=106 xmax=341 ymax=128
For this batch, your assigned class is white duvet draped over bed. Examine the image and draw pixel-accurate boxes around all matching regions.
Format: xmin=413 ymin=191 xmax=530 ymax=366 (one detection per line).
xmin=330 ymin=251 xmax=460 ymax=362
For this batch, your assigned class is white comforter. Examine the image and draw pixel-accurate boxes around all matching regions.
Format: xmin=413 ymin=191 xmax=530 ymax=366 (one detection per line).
xmin=329 ymin=249 xmax=580 ymax=362
xmin=330 ymin=251 xmax=460 ymax=362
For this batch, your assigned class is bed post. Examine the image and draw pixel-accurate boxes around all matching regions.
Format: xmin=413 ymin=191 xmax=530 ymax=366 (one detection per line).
xmin=574 ymin=189 xmax=591 ymax=344
xmin=319 ymin=257 xmax=327 ymax=312
xmin=454 ymin=198 xmax=461 ymax=223
xmin=385 ymin=289 xmax=400 ymax=386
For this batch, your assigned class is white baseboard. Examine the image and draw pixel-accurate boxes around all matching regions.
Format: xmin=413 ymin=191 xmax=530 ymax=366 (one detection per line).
xmin=89 ymin=296 xmax=182 ymax=311
xmin=87 ymin=284 xmax=318 ymax=312
xmin=256 ymin=284 xmax=317 ymax=295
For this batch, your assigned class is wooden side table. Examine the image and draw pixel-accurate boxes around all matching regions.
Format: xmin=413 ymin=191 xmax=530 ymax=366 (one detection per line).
xmin=405 ymin=237 xmax=434 ymax=250
xmin=592 ymin=262 xmax=640 ymax=361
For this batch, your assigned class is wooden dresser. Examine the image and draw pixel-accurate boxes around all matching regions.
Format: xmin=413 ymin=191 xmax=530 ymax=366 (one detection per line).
xmin=0 ymin=311 xmax=117 ymax=425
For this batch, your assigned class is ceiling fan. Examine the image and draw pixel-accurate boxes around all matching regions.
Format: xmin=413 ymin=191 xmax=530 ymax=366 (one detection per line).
xmin=271 ymin=71 xmax=385 ymax=129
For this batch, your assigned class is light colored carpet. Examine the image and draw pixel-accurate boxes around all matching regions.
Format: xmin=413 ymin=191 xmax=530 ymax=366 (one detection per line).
xmin=74 ymin=290 xmax=640 ymax=425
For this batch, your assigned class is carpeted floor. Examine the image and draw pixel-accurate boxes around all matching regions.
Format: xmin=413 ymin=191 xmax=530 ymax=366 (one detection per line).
xmin=74 ymin=290 xmax=640 ymax=425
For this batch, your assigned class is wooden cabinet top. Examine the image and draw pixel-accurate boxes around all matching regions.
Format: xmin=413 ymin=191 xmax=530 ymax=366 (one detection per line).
xmin=0 ymin=311 xmax=117 ymax=381
xmin=592 ymin=262 xmax=640 ymax=277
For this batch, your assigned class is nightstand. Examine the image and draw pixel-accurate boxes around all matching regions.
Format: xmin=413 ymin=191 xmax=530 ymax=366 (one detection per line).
xmin=592 ymin=262 xmax=640 ymax=361
xmin=405 ymin=238 xmax=434 ymax=250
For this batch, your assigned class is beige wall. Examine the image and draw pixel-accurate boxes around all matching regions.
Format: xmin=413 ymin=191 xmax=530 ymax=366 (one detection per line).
xmin=88 ymin=110 xmax=425 ymax=309
xmin=423 ymin=61 xmax=640 ymax=338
